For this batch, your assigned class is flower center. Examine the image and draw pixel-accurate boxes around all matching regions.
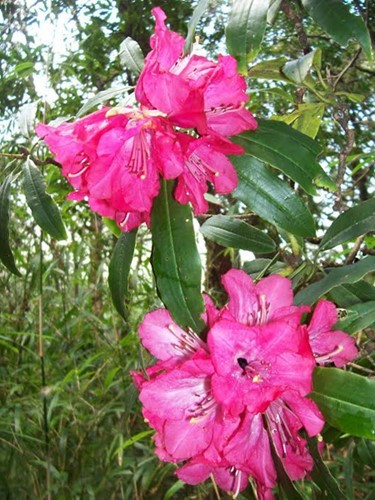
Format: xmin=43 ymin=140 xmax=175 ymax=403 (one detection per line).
xmin=236 ymin=357 xmax=270 ymax=383
xmin=188 ymin=389 xmax=216 ymax=422
xmin=186 ymin=151 xmax=218 ymax=182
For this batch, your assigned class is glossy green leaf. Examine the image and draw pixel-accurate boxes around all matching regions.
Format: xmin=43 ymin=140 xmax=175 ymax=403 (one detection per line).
xmin=200 ymin=215 xmax=276 ymax=253
xmin=329 ymin=280 xmax=375 ymax=308
xmin=151 ymin=180 xmax=205 ymax=333
xmin=0 ymin=176 xmax=21 ymax=276
xmin=233 ymin=156 xmax=316 ymax=237
xmin=310 ymin=367 xmax=375 ymax=439
xmin=226 ymin=0 xmax=271 ymax=71
xmin=183 ymin=0 xmax=210 ymax=55
xmin=320 ymin=198 xmax=375 ymax=250
xmin=282 ymin=49 xmax=320 ymax=84
xmin=335 ymin=301 xmax=375 ymax=334
xmin=76 ymin=85 xmax=132 ymax=117
xmin=108 ymin=230 xmax=137 ymax=321
xmin=307 ymin=436 xmax=346 ymax=499
xmin=234 ymin=120 xmax=335 ymax=194
xmin=119 ymin=37 xmax=145 ymax=75
xmin=23 ymin=159 xmax=67 ymax=240
xmin=295 ymin=256 xmax=375 ymax=305
xmin=301 ymin=0 xmax=373 ymax=60
xmin=248 ymin=57 xmax=290 ymax=81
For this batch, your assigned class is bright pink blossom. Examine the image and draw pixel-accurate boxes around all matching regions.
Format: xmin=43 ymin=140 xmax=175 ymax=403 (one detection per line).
xmin=36 ymin=107 xmax=184 ymax=231
xmin=132 ymin=269 xmax=329 ymax=498
xmin=174 ymin=133 xmax=242 ymax=214
xmin=306 ymin=299 xmax=358 ymax=367
xmin=135 ymin=8 xmax=257 ymax=136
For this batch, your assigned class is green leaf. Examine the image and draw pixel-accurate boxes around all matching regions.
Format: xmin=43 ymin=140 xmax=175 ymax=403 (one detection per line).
xmin=117 ymin=430 xmax=154 ymax=451
xmin=233 ymin=156 xmax=316 ymax=237
xmin=356 ymin=439 xmax=375 ymax=468
xmin=164 ymin=480 xmax=186 ymax=500
xmin=151 ymin=180 xmax=205 ymax=333
xmin=200 ymin=215 xmax=276 ymax=253
xmin=234 ymin=120 xmax=335 ymax=194
xmin=183 ymin=0 xmax=210 ymax=55
xmin=226 ymin=0 xmax=271 ymax=71
xmin=282 ymin=49 xmax=320 ymax=84
xmin=320 ymin=198 xmax=375 ymax=250
xmin=119 ymin=37 xmax=145 ymax=75
xmin=335 ymin=301 xmax=375 ymax=334
xmin=108 ymin=230 xmax=137 ymax=321
xmin=0 ymin=176 xmax=21 ymax=276
xmin=23 ymin=159 xmax=67 ymax=240
xmin=76 ymin=85 xmax=132 ymax=117
xmin=301 ymin=0 xmax=373 ymax=60
xmin=307 ymin=436 xmax=346 ymax=499
xmin=248 ymin=57 xmax=290 ymax=81
xmin=295 ymin=256 xmax=375 ymax=305
xmin=272 ymin=103 xmax=325 ymax=139
xmin=310 ymin=367 xmax=375 ymax=440
xmin=328 ymin=280 xmax=375 ymax=308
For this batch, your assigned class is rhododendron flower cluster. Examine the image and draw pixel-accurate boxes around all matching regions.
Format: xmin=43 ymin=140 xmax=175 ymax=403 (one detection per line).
xmin=36 ymin=7 xmax=257 ymax=231
xmin=132 ymin=269 xmax=357 ymax=498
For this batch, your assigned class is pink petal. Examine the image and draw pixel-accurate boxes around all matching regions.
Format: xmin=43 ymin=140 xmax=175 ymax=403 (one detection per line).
xmin=139 ymin=309 xmax=205 ymax=362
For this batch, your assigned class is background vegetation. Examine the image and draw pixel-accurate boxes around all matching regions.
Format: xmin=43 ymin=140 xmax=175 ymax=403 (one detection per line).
xmin=0 ymin=0 xmax=374 ymax=498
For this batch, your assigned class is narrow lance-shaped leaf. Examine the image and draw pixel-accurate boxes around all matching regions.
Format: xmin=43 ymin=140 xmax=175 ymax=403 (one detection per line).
xmin=233 ymin=120 xmax=336 ymax=194
xmin=232 ymin=156 xmax=316 ymax=238
xmin=200 ymin=214 xmax=276 ymax=253
xmin=119 ymin=37 xmax=145 ymax=75
xmin=295 ymin=256 xmax=375 ymax=305
xmin=301 ymin=0 xmax=373 ymax=60
xmin=307 ymin=436 xmax=346 ymax=499
xmin=108 ymin=230 xmax=137 ymax=321
xmin=23 ymin=159 xmax=67 ymax=240
xmin=183 ymin=0 xmax=210 ymax=55
xmin=310 ymin=367 xmax=375 ymax=440
xmin=151 ymin=180 xmax=205 ymax=333
xmin=320 ymin=197 xmax=375 ymax=250
xmin=226 ymin=0 xmax=271 ymax=72
xmin=0 ymin=175 xmax=21 ymax=276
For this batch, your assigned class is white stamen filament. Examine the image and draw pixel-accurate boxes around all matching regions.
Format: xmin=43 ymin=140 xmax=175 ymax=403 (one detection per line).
xmin=315 ymin=344 xmax=344 ymax=364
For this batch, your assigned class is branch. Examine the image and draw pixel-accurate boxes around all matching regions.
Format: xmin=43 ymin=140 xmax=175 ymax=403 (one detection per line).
xmin=0 ymin=148 xmax=61 ymax=168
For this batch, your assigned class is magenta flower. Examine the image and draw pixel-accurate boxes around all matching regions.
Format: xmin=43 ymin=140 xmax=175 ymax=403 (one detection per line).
xmin=36 ymin=106 xmax=184 ymax=231
xmin=132 ymin=269 xmax=330 ymax=498
xmin=37 ymin=7 xmax=258 ymax=229
xmin=220 ymin=268 xmax=309 ymax=326
xmin=174 ymin=133 xmax=242 ymax=214
xmin=135 ymin=8 xmax=257 ymax=137
xmin=306 ymin=299 xmax=358 ymax=367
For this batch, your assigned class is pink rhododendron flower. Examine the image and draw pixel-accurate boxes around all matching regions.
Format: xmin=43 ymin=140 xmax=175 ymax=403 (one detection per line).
xmin=36 ymin=106 xmax=184 ymax=231
xmin=131 ymin=269 xmax=335 ymax=499
xmin=306 ymin=299 xmax=358 ymax=367
xmin=135 ymin=8 xmax=257 ymax=136
xmin=174 ymin=133 xmax=242 ymax=214
xmin=37 ymin=7 xmax=258 ymax=229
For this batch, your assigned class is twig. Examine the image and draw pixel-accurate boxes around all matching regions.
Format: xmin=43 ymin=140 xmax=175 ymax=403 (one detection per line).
xmin=333 ymin=48 xmax=362 ymax=91
xmin=347 ymin=362 xmax=374 ymax=375
xmin=281 ymin=1 xmax=310 ymax=54
xmin=0 ymin=149 xmax=61 ymax=168
xmin=345 ymin=235 xmax=366 ymax=264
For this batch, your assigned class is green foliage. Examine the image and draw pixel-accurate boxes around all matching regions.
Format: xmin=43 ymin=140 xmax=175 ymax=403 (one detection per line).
xmin=151 ymin=180 xmax=205 ymax=333
xmin=1 ymin=0 xmax=374 ymax=497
